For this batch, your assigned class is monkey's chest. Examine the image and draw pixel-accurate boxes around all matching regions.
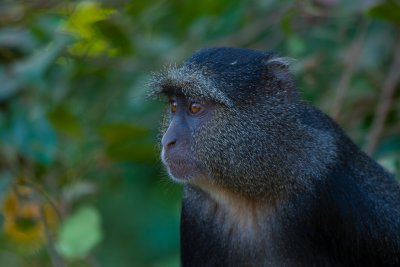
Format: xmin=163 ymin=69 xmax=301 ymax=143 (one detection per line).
xmin=181 ymin=197 xmax=285 ymax=266
xmin=181 ymin=193 xmax=336 ymax=267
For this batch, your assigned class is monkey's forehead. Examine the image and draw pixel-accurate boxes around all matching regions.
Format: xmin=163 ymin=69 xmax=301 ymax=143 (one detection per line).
xmin=147 ymin=65 xmax=234 ymax=107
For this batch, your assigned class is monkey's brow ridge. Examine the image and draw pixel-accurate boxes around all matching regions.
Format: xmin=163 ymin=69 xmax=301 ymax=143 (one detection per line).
xmin=147 ymin=65 xmax=234 ymax=107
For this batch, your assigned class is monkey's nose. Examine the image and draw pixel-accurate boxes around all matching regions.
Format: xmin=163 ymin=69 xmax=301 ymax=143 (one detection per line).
xmin=162 ymin=134 xmax=177 ymax=149
xmin=161 ymin=125 xmax=178 ymax=149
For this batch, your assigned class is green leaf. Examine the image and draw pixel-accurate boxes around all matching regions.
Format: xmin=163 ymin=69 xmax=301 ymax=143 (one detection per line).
xmin=11 ymin=111 xmax=57 ymax=165
xmin=48 ymin=105 xmax=83 ymax=138
xmin=94 ymin=20 xmax=132 ymax=56
xmin=56 ymin=205 xmax=103 ymax=259
xmin=14 ymin=34 xmax=70 ymax=82
xmin=367 ymin=1 xmax=400 ymax=24
xmin=0 ymin=34 xmax=69 ymax=101
xmin=287 ymin=35 xmax=306 ymax=56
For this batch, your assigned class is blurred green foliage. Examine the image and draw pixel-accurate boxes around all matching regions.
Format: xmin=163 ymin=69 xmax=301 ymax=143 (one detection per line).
xmin=0 ymin=0 xmax=399 ymax=266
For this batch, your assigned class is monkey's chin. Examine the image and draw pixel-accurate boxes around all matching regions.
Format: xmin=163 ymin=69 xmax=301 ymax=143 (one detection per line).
xmin=163 ymin=160 xmax=204 ymax=183
xmin=162 ymin=152 xmax=203 ymax=182
xmin=166 ymin=166 xmax=197 ymax=183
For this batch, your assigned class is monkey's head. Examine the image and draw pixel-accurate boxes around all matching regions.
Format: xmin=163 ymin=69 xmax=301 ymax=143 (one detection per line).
xmin=148 ymin=47 xmax=336 ymax=200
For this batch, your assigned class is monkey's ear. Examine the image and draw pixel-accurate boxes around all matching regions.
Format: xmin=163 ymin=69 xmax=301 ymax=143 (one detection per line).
xmin=263 ymin=57 xmax=295 ymax=80
xmin=263 ymin=56 xmax=297 ymax=99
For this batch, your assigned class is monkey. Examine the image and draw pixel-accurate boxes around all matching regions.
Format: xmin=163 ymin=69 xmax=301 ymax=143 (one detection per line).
xmin=147 ymin=47 xmax=400 ymax=266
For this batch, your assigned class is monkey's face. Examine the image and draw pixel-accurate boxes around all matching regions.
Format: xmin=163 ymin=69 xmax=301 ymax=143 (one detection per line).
xmin=148 ymin=48 xmax=296 ymax=196
xmin=161 ymin=94 xmax=215 ymax=183
xmin=159 ymin=91 xmax=284 ymax=197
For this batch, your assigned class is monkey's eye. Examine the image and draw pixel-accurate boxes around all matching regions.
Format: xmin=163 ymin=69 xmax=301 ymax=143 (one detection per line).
xmin=170 ymin=100 xmax=177 ymax=113
xmin=189 ymin=102 xmax=203 ymax=114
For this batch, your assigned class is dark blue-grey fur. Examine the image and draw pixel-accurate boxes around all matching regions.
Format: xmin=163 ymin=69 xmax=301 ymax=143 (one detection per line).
xmin=152 ymin=47 xmax=400 ymax=266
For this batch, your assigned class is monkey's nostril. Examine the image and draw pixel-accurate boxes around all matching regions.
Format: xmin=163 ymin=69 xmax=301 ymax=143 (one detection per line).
xmin=166 ymin=139 xmax=177 ymax=148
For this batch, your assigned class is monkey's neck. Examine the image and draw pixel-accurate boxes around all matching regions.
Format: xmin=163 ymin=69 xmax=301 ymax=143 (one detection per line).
xmin=186 ymin=180 xmax=277 ymax=239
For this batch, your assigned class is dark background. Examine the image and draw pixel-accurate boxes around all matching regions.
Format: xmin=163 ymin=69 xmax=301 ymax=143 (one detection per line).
xmin=0 ymin=0 xmax=399 ymax=266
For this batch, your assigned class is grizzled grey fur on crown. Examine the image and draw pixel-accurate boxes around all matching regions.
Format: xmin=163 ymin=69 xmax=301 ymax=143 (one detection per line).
xmin=148 ymin=47 xmax=400 ymax=266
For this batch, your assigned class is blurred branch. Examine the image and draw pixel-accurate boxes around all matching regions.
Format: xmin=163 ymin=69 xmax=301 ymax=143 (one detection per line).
xmin=331 ymin=20 xmax=368 ymax=120
xmin=39 ymin=205 xmax=66 ymax=267
xmin=365 ymin=33 xmax=400 ymax=155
